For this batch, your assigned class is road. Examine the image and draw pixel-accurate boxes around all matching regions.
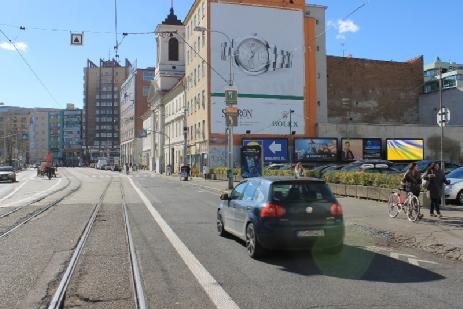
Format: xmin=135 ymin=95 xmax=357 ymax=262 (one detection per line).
xmin=0 ymin=168 xmax=462 ymax=308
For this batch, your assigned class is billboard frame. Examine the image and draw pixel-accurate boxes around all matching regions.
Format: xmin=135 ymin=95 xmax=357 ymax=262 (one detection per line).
xmin=385 ymin=138 xmax=424 ymax=161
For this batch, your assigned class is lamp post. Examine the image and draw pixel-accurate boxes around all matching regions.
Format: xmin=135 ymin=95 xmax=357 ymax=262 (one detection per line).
xmin=194 ymin=26 xmax=235 ymax=189
xmin=288 ymin=109 xmax=295 ymax=164
xmin=438 ymin=63 xmax=446 ymax=208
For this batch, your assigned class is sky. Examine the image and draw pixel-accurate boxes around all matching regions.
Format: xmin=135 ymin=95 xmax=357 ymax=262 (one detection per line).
xmin=0 ymin=0 xmax=461 ymax=109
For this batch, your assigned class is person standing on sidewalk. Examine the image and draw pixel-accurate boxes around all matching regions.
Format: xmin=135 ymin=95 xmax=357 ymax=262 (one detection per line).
xmin=403 ymin=162 xmax=422 ymax=199
xmin=294 ymin=162 xmax=305 ymax=178
xmin=425 ymin=163 xmax=450 ymax=218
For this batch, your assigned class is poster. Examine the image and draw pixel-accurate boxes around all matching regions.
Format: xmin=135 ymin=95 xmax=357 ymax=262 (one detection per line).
xmin=241 ymin=145 xmax=263 ymax=178
xmin=294 ymin=138 xmax=338 ymax=162
xmin=341 ymin=138 xmax=382 ymax=161
xmin=387 ymin=139 xmax=424 ymax=161
xmin=210 ymin=3 xmax=305 ymax=134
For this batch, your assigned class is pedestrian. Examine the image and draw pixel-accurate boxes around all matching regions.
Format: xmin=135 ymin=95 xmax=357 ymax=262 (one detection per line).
xmin=425 ymin=163 xmax=450 ymax=218
xmin=294 ymin=162 xmax=305 ymax=178
xmin=403 ymin=162 xmax=422 ymax=199
xmin=125 ymin=163 xmax=129 ymax=174
xmin=202 ymin=165 xmax=209 ymax=180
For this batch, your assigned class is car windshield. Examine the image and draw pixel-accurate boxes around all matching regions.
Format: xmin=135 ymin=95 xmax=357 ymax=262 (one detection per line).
xmin=0 ymin=167 xmax=13 ymax=172
xmin=447 ymin=168 xmax=463 ymax=179
xmin=271 ymin=181 xmax=336 ymax=203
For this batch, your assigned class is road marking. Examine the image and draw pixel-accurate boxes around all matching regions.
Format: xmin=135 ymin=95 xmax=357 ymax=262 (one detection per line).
xmin=363 ymin=246 xmax=438 ymax=267
xmin=0 ymin=174 xmax=35 ymax=205
xmin=128 ymin=177 xmax=240 ymax=309
xmin=2 ymin=177 xmax=64 ymax=207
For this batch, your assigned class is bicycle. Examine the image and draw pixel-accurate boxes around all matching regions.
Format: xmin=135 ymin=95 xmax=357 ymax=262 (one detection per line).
xmin=388 ymin=189 xmax=421 ymax=222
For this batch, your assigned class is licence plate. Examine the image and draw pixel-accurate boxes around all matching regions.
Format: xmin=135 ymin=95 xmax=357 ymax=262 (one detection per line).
xmin=297 ymin=230 xmax=324 ymax=237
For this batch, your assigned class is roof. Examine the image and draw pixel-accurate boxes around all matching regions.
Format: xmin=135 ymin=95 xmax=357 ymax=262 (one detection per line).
xmin=162 ymin=8 xmax=182 ymax=25
xmin=245 ymin=176 xmax=324 ymax=183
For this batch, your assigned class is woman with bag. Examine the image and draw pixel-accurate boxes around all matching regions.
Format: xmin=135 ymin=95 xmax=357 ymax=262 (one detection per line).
xmin=294 ymin=162 xmax=305 ymax=178
xmin=425 ymin=163 xmax=449 ymax=218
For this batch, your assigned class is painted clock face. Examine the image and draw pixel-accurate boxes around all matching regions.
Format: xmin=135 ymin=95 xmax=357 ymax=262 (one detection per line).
xmin=234 ymin=38 xmax=269 ymax=74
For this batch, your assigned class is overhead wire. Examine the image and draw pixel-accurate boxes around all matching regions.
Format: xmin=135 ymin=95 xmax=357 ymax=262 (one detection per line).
xmin=0 ymin=27 xmax=60 ymax=106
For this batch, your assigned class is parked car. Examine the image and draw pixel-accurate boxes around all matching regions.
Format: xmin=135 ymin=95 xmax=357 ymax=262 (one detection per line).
xmin=341 ymin=160 xmax=394 ymax=172
xmin=445 ymin=167 xmax=463 ymax=205
xmin=266 ymin=163 xmax=292 ymax=171
xmin=320 ymin=165 xmax=345 ymax=176
xmin=0 ymin=166 xmax=16 ymax=183
xmin=401 ymin=160 xmax=460 ymax=175
xmin=111 ymin=164 xmax=121 ymax=172
xmin=96 ymin=159 xmax=108 ymax=170
xmin=217 ymin=177 xmax=344 ymax=258
xmin=360 ymin=164 xmax=401 ymax=174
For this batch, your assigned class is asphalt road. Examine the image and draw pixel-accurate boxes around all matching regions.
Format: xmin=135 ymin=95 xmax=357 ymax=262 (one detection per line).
xmin=0 ymin=168 xmax=462 ymax=308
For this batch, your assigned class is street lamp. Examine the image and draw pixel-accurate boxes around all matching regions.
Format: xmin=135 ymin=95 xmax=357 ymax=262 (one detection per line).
xmin=140 ymin=129 xmax=171 ymax=174
xmin=288 ymin=109 xmax=295 ymax=164
xmin=194 ymin=26 xmax=235 ymax=189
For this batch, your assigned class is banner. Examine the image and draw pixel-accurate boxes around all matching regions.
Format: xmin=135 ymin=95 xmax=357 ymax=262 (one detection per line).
xmin=294 ymin=138 xmax=338 ymax=162
xmin=387 ymin=139 xmax=424 ymax=161
xmin=241 ymin=145 xmax=263 ymax=178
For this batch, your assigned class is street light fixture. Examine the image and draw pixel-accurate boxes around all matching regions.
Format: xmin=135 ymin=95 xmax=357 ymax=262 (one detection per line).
xmin=194 ymin=26 xmax=235 ymax=189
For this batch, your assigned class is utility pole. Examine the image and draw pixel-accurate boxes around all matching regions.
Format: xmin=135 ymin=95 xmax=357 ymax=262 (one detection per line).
xmin=289 ymin=109 xmax=294 ymax=164
xmin=439 ymin=63 xmax=445 ymax=208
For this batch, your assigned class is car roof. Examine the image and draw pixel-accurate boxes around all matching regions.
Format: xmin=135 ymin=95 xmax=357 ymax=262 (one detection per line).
xmin=0 ymin=166 xmax=14 ymax=169
xmin=245 ymin=176 xmax=324 ymax=183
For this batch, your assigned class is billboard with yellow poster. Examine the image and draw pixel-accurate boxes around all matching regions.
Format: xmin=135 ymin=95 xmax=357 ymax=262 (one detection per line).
xmin=386 ymin=139 xmax=424 ymax=161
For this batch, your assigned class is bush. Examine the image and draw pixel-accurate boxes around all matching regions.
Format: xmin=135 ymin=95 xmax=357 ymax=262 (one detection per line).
xmin=322 ymin=171 xmax=401 ymax=189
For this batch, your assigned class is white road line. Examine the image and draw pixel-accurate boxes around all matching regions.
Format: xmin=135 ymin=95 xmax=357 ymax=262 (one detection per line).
xmin=0 ymin=174 xmax=35 ymax=204
xmin=408 ymin=258 xmax=438 ymax=266
xmin=128 ymin=177 xmax=240 ymax=309
xmin=2 ymin=177 xmax=64 ymax=207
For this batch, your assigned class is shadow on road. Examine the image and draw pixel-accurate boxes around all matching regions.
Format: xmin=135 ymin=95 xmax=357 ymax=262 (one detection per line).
xmin=260 ymin=245 xmax=445 ymax=283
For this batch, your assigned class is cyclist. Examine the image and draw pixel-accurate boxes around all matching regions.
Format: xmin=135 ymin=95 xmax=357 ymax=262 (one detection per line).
xmin=402 ymin=162 xmax=423 ymax=219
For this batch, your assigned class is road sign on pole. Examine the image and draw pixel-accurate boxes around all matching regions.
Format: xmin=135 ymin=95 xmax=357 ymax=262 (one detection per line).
xmin=224 ymin=87 xmax=238 ymax=105
xmin=70 ymin=33 xmax=83 ymax=46
xmin=437 ymin=107 xmax=450 ymax=127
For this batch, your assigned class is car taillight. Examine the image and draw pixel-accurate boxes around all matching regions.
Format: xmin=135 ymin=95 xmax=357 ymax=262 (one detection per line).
xmin=330 ymin=203 xmax=343 ymax=217
xmin=261 ymin=203 xmax=287 ymax=218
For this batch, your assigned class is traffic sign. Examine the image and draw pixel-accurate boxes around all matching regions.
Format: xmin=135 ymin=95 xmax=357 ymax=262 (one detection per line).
xmin=242 ymin=138 xmax=289 ymax=162
xmin=437 ymin=107 xmax=450 ymax=127
xmin=224 ymin=87 xmax=238 ymax=105
xmin=70 ymin=33 xmax=83 ymax=46
xmin=21 ymin=132 xmax=28 ymax=141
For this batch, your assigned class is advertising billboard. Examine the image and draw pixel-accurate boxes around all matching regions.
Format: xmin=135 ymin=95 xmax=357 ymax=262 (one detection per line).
xmin=210 ymin=3 xmax=305 ymax=135
xmin=386 ymin=139 xmax=424 ymax=161
xmin=341 ymin=138 xmax=382 ymax=161
xmin=242 ymin=138 xmax=289 ymax=162
xmin=295 ymin=138 xmax=338 ymax=162
xmin=241 ymin=145 xmax=263 ymax=178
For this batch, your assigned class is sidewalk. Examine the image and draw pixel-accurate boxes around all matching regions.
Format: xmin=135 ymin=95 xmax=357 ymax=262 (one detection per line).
xmin=136 ymin=170 xmax=463 ymax=262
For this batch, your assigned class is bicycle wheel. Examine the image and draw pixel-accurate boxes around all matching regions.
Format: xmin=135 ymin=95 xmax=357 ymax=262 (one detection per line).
xmin=388 ymin=193 xmax=400 ymax=218
xmin=407 ymin=196 xmax=420 ymax=222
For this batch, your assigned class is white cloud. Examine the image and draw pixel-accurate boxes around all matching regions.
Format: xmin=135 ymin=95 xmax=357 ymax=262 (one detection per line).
xmin=0 ymin=41 xmax=28 ymax=52
xmin=328 ymin=19 xmax=360 ymax=40
xmin=338 ymin=19 xmax=359 ymax=34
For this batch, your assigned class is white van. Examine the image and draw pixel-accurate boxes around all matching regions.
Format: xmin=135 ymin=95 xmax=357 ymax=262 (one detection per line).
xmin=96 ymin=159 xmax=108 ymax=170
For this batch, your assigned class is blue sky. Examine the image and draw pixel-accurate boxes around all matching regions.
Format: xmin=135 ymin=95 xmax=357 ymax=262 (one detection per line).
xmin=0 ymin=0 xmax=461 ymax=109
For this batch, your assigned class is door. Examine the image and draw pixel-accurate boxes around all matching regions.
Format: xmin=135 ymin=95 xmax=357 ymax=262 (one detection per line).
xmin=235 ymin=180 xmax=260 ymax=237
xmin=226 ymin=182 xmax=247 ymax=234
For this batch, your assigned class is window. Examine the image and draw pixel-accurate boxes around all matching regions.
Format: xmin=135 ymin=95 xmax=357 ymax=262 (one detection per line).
xmin=143 ymin=71 xmax=154 ymax=80
xmin=194 ymin=42 xmax=197 ymax=57
xmin=194 ymin=68 xmax=197 ymax=86
xmin=243 ymin=181 xmax=259 ymax=201
xmin=168 ymin=38 xmax=179 ymax=61
xmin=197 ymin=37 xmax=201 ymax=52
xmin=186 ymin=50 xmax=189 ymax=65
xmin=202 ymin=90 xmax=205 ymax=109
xmin=197 ymin=65 xmax=201 ymax=81
xmin=202 ymin=32 xmax=205 ymax=48
xmin=202 ymin=120 xmax=205 ymax=139
xmin=202 ymin=62 xmax=205 ymax=78
xmin=143 ymin=86 xmax=150 ymax=96
xmin=231 ymin=182 xmax=247 ymax=200
xmin=202 ymin=3 xmax=205 ymax=18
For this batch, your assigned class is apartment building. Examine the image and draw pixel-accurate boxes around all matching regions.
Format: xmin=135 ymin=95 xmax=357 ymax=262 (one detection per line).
xmin=0 ymin=106 xmax=31 ymax=166
xmin=29 ymin=108 xmax=61 ymax=163
xmin=83 ymin=58 xmax=131 ymax=162
xmin=120 ymin=67 xmax=155 ymax=166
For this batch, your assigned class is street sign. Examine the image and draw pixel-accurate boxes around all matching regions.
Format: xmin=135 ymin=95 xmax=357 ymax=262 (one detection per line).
xmin=224 ymin=87 xmax=238 ymax=105
xmin=21 ymin=132 xmax=28 ymax=141
xmin=437 ymin=107 xmax=450 ymax=127
xmin=70 ymin=33 xmax=83 ymax=46
xmin=242 ymin=138 xmax=289 ymax=162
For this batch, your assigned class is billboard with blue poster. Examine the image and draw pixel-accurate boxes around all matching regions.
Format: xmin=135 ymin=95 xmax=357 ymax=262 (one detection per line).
xmin=241 ymin=145 xmax=263 ymax=178
xmin=242 ymin=138 xmax=289 ymax=163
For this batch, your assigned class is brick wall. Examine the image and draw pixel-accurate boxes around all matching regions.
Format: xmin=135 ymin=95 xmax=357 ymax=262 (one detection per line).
xmin=327 ymin=55 xmax=423 ymax=124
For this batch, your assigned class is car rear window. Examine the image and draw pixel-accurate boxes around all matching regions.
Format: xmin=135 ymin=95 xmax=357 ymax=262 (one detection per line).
xmin=271 ymin=181 xmax=336 ymax=203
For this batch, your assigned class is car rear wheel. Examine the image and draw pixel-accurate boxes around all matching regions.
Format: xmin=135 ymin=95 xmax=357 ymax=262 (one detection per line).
xmin=246 ymin=223 xmax=264 ymax=259
xmin=457 ymin=191 xmax=463 ymax=206
xmin=217 ymin=212 xmax=228 ymax=237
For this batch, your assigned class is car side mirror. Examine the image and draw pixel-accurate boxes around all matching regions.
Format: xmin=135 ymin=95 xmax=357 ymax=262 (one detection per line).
xmin=220 ymin=193 xmax=230 ymax=200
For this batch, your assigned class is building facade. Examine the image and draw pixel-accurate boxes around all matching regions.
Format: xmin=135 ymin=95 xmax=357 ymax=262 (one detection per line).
xmin=63 ymin=105 xmax=82 ymax=166
xmin=83 ymin=58 xmax=130 ymax=163
xmin=0 ymin=106 xmax=31 ymax=167
xmin=182 ymin=0 xmax=318 ymax=172
xmin=29 ymin=108 xmax=60 ymax=163
xmin=419 ymin=58 xmax=463 ymax=126
xmin=120 ymin=67 xmax=155 ymax=167
xmin=326 ymin=55 xmax=423 ymax=126
xmin=48 ymin=111 xmax=64 ymax=163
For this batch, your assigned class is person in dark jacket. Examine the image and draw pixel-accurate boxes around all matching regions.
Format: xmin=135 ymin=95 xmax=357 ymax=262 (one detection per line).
xmin=425 ymin=163 xmax=449 ymax=218
xmin=403 ymin=162 xmax=422 ymax=198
